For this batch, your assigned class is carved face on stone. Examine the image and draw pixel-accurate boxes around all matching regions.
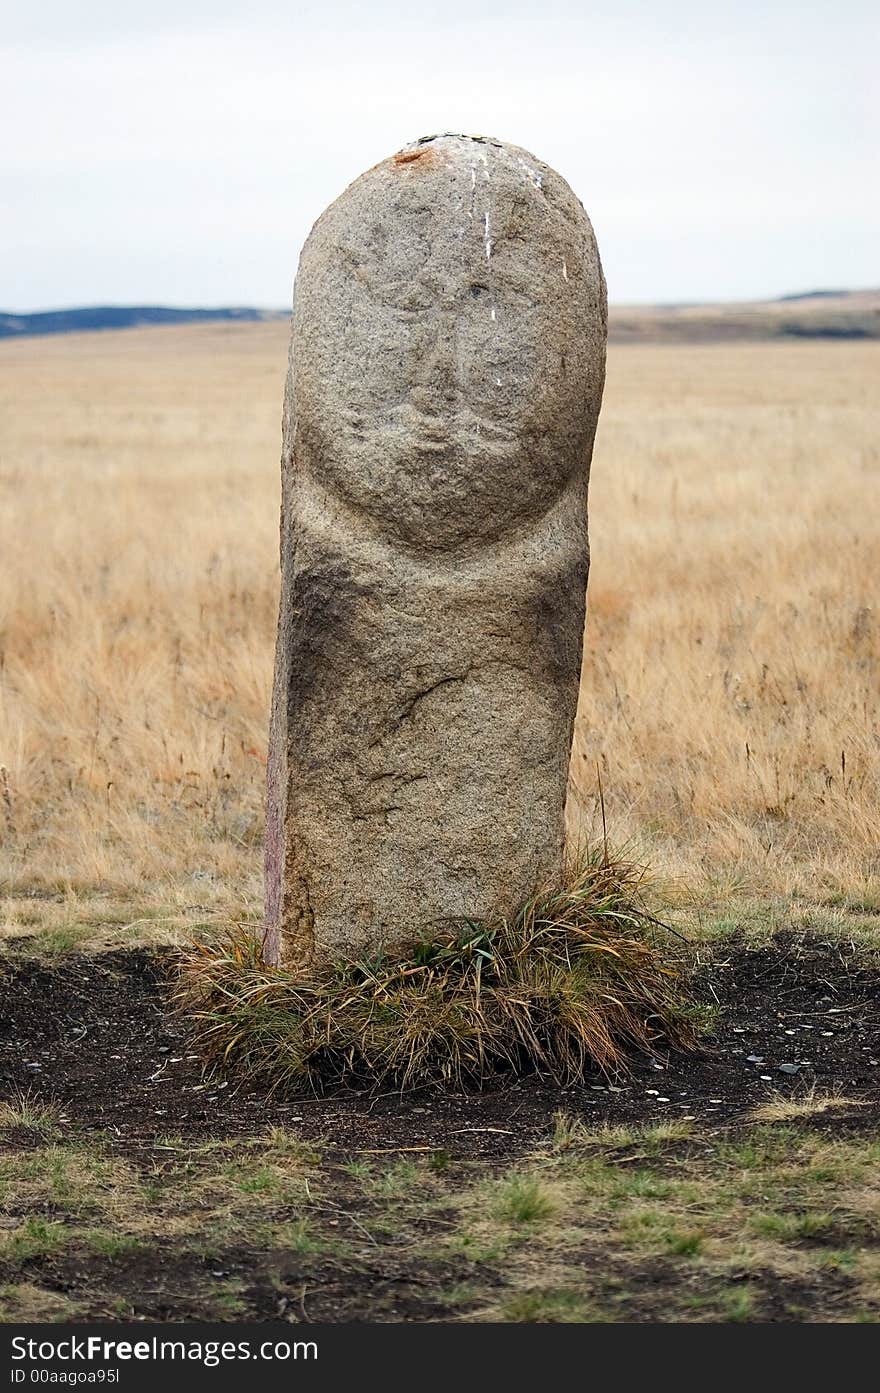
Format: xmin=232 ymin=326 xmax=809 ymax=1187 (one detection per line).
xmin=291 ymin=136 xmax=606 ymax=554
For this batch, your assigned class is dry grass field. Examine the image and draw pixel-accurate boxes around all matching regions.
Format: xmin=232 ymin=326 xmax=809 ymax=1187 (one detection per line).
xmin=2 ymin=325 xmax=879 ymax=1325
xmin=1 ymin=326 xmax=878 ymax=952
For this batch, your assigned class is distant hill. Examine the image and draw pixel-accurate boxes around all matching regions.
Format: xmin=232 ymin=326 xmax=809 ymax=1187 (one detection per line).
xmin=0 ymin=306 xmax=287 ymax=339
xmin=1 ymin=291 xmax=878 ymax=343
xmin=610 ymin=289 xmax=880 ymax=343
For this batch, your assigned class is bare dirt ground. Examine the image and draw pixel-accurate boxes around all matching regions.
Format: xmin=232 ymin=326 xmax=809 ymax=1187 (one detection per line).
xmin=1 ymin=938 xmax=877 ymax=1322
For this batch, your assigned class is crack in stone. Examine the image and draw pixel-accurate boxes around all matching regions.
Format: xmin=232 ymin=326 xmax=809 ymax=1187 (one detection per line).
xmin=396 ymin=671 xmax=471 ymax=724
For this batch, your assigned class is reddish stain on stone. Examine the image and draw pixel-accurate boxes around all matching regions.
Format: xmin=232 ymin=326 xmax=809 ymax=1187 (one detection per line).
xmin=393 ymin=148 xmax=434 ymax=167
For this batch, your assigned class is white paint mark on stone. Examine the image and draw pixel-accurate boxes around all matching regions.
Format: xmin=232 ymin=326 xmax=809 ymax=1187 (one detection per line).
xmin=562 ymin=260 xmax=568 ymax=281
xmin=491 ymin=307 xmax=496 ymax=321
xmin=466 ymin=165 xmax=476 ymax=222
xmin=517 ymin=157 xmax=543 ymax=191
xmin=484 ymin=211 xmax=492 ymax=260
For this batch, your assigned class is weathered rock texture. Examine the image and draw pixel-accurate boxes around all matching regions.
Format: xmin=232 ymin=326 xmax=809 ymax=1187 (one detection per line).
xmin=265 ymin=133 xmax=607 ymax=968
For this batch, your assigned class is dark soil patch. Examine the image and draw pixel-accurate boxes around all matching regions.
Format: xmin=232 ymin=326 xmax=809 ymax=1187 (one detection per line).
xmin=10 ymin=1241 xmax=490 ymax=1323
xmin=1 ymin=934 xmax=878 ymax=1322
xmin=0 ymin=1124 xmax=48 ymax=1153
xmin=597 ymin=1255 xmax=860 ymax=1323
xmin=741 ymin=1266 xmax=860 ymax=1321
xmin=0 ymin=936 xmax=877 ymax=1159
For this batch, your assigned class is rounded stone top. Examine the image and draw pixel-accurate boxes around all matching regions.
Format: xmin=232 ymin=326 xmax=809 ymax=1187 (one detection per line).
xmin=289 ymin=135 xmax=607 ymax=555
xmin=379 ymin=133 xmax=590 ymax=228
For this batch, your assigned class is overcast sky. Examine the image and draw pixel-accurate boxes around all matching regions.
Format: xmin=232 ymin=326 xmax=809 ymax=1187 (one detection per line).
xmin=2 ymin=0 xmax=877 ymax=311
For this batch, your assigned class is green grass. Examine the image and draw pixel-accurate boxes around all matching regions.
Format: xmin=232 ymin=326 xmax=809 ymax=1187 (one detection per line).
xmin=0 ymin=1107 xmax=878 ymax=1322
xmin=82 ymin=1231 xmax=143 ymax=1259
xmin=226 ymin=1165 xmax=283 ymax=1196
xmin=665 ymin=1229 xmax=705 ymax=1256
xmin=363 ymin=1159 xmax=422 ymax=1200
xmin=0 ymin=1091 xmax=60 ymax=1138
xmin=618 ymin=1207 xmax=702 ymax=1252
xmin=500 ymin=1287 xmax=593 ymax=1322
xmin=719 ymin=1287 xmax=757 ymax=1322
xmin=5 ymin=1219 xmax=68 ymax=1262
xmin=493 ymin=1175 xmax=556 ymax=1225
xmin=673 ymin=894 xmax=880 ymax=957
xmin=749 ymin=1211 xmax=840 ymax=1244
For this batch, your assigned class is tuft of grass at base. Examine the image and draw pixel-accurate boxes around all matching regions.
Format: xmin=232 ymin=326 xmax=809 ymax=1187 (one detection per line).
xmin=0 ymin=1092 xmax=61 ymax=1139
xmin=176 ymin=849 xmax=696 ymax=1090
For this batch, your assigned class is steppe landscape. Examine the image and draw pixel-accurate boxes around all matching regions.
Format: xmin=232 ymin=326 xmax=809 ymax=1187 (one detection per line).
xmin=0 ymin=320 xmax=878 ymax=1322
xmin=2 ymin=322 xmax=877 ymax=941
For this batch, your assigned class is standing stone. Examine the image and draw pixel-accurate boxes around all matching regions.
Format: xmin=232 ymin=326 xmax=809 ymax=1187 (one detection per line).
xmin=265 ymin=133 xmax=607 ymax=968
